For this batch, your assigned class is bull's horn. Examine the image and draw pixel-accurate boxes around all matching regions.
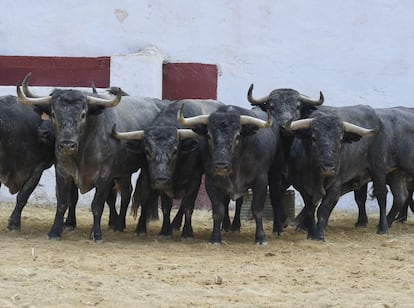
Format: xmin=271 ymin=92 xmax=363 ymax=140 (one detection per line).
xmin=16 ymin=81 xmax=52 ymax=106
xmin=240 ymin=110 xmax=273 ymax=128
xmin=298 ymin=91 xmax=324 ymax=106
xmin=178 ymin=129 xmax=199 ymax=139
xmin=247 ymin=84 xmax=269 ymax=105
xmin=343 ymin=122 xmax=378 ymax=137
xmin=22 ymin=72 xmax=45 ymax=98
xmin=111 ymin=124 xmax=144 ymax=140
xmin=177 ymin=106 xmax=209 ymax=126
xmin=285 ymin=118 xmax=313 ymax=131
xmin=87 ymin=88 xmax=122 ymax=107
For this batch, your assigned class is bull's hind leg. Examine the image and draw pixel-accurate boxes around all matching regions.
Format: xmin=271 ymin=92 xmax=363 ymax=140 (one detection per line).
xmin=354 ymin=184 xmax=368 ymax=227
xmin=113 ymin=178 xmax=132 ymax=232
xmin=63 ymin=184 xmax=79 ymax=231
xmin=7 ymin=172 xmax=42 ymax=231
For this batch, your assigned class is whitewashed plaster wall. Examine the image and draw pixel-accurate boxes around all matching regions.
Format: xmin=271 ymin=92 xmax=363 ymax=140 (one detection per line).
xmin=1 ymin=1 xmax=412 ymax=212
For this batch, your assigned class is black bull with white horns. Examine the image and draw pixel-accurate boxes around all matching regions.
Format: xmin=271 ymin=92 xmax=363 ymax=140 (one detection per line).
xmin=177 ymin=104 xmax=286 ymax=244
xmin=248 ymin=84 xmax=389 ymax=240
xmin=112 ymin=99 xmax=225 ymax=239
xmin=16 ymin=73 xmax=166 ymax=242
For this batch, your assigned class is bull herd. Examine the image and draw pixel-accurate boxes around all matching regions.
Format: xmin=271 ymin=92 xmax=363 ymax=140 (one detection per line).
xmin=1 ymin=72 xmax=413 ymax=244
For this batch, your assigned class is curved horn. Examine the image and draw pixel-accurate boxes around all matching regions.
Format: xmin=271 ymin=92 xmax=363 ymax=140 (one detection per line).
xmin=177 ymin=106 xmax=209 ymax=126
xmin=247 ymin=84 xmax=269 ymax=105
xmin=22 ymin=72 xmax=45 ymax=98
xmin=298 ymin=91 xmax=324 ymax=106
xmin=111 ymin=124 xmax=144 ymax=140
xmin=178 ymin=129 xmax=200 ymax=139
xmin=240 ymin=110 xmax=273 ymax=128
xmin=16 ymin=81 xmax=52 ymax=106
xmin=285 ymin=118 xmax=313 ymax=131
xmin=87 ymin=89 xmax=122 ymax=107
xmin=343 ymin=122 xmax=378 ymax=137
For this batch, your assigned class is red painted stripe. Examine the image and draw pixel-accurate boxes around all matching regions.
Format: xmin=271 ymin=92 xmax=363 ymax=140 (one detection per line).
xmin=0 ymin=56 xmax=110 ymax=87
xmin=162 ymin=63 xmax=217 ymax=100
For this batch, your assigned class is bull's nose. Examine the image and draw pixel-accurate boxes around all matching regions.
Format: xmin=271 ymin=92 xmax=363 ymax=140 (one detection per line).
xmin=321 ymin=167 xmax=336 ymax=177
xmin=214 ymin=162 xmax=230 ymax=175
xmin=58 ymin=140 xmax=78 ymax=154
xmin=153 ymin=178 xmax=171 ymax=189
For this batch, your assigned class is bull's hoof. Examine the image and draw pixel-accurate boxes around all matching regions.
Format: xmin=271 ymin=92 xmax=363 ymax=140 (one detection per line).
xmin=48 ymin=233 xmax=62 ymax=240
xmin=7 ymin=222 xmax=21 ymax=232
xmin=209 ymin=235 xmax=222 ymax=245
xmin=158 ymin=234 xmax=172 ymax=240
xmin=90 ymin=232 xmax=103 ymax=243
xmin=376 ymin=228 xmax=389 ymax=235
xmin=135 ymin=231 xmax=147 ymax=237
xmin=255 ymin=240 xmax=268 ymax=246
xmin=181 ymin=236 xmax=194 ymax=241
xmin=209 ymin=241 xmax=221 ymax=246
xmin=354 ymin=222 xmax=368 ymax=228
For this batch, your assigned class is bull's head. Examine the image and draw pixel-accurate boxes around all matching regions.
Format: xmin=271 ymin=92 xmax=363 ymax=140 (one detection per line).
xmin=17 ymin=73 xmax=122 ymax=156
xmin=286 ymin=115 xmax=378 ymax=177
xmin=178 ymin=105 xmax=272 ymax=177
xmin=112 ymin=124 xmax=198 ymax=193
xmin=247 ymin=84 xmax=324 ymax=131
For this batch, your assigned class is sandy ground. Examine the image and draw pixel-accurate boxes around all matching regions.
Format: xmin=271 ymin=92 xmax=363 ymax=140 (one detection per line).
xmin=0 ymin=203 xmax=413 ymax=308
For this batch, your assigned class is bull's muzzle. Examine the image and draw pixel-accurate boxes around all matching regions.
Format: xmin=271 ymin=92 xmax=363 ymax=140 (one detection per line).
xmin=58 ymin=140 xmax=78 ymax=155
xmin=321 ymin=166 xmax=336 ymax=177
xmin=213 ymin=162 xmax=230 ymax=176
xmin=153 ymin=177 xmax=171 ymax=190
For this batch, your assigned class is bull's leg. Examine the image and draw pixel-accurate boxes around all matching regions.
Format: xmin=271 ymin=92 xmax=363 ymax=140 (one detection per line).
xmin=299 ymin=193 xmax=317 ymax=239
xmin=231 ymin=197 xmax=243 ymax=232
xmin=251 ymin=182 xmax=268 ymax=245
xmin=315 ymin=184 xmax=341 ymax=241
xmin=90 ymin=183 xmax=112 ymax=243
xmin=105 ymin=184 xmax=118 ymax=230
xmin=171 ymin=206 xmax=184 ymax=230
xmin=135 ymin=169 xmax=157 ymax=236
xmin=159 ymin=194 xmax=173 ymax=238
xmin=7 ymin=171 xmax=42 ymax=231
xmin=221 ymin=195 xmax=232 ymax=232
xmin=205 ymin=176 xmax=224 ymax=244
xmin=63 ymin=184 xmax=79 ymax=231
xmin=114 ymin=178 xmax=132 ymax=232
xmin=179 ymin=189 xmax=200 ymax=240
xmin=386 ymin=175 xmax=408 ymax=227
xmin=354 ymin=184 xmax=368 ymax=227
xmin=371 ymin=176 xmax=389 ymax=234
xmin=48 ymin=173 xmax=76 ymax=240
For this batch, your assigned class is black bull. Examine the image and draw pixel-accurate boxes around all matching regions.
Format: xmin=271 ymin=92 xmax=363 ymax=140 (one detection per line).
xmin=178 ymin=105 xmax=286 ymax=244
xmin=0 ymin=95 xmax=54 ymax=231
xmin=112 ymin=99 xmax=224 ymax=239
xmin=17 ymin=74 xmax=166 ymax=242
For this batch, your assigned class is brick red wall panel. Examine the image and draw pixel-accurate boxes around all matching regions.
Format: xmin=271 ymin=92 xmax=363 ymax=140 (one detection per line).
xmin=0 ymin=56 xmax=110 ymax=87
xmin=162 ymin=63 xmax=217 ymax=100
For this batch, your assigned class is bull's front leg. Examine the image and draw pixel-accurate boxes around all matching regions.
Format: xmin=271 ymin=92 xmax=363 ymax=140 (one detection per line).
xmin=251 ymin=183 xmax=268 ymax=245
xmin=114 ymin=177 xmax=132 ymax=232
xmin=63 ymin=184 xmax=79 ymax=231
xmin=90 ymin=182 xmax=112 ymax=243
xmin=316 ymin=184 xmax=341 ymax=241
xmin=48 ymin=171 xmax=76 ymax=240
xmin=205 ymin=177 xmax=224 ymax=244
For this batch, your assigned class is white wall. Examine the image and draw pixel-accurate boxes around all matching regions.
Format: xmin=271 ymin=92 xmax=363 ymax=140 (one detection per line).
xmin=1 ymin=1 xmax=413 ymax=212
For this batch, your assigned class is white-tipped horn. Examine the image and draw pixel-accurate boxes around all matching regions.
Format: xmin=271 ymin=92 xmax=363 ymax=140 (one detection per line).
xmin=298 ymin=91 xmax=324 ymax=106
xmin=285 ymin=118 xmax=313 ymax=131
xmin=240 ymin=110 xmax=273 ymax=128
xmin=343 ymin=122 xmax=378 ymax=137
xmin=178 ymin=129 xmax=200 ymax=139
xmin=247 ymin=84 xmax=269 ymax=105
xmin=16 ymin=81 xmax=52 ymax=106
xmin=87 ymin=89 xmax=122 ymax=107
xmin=111 ymin=124 xmax=144 ymax=140
xmin=22 ymin=72 xmax=45 ymax=98
xmin=177 ymin=106 xmax=209 ymax=126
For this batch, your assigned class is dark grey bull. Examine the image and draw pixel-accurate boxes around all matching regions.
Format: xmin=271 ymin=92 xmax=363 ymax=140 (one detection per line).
xmin=0 ymin=95 xmax=54 ymax=231
xmin=17 ymin=73 xmax=166 ymax=242
xmin=286 ymin=108 xmax=388 ymax=240
xmin=112 ymin=99 xmax=223 ymax=239
xmin=248 ymin=86 xmax=389 ymax=239
xmin=178 ymin=105 xmax=285 ymax=244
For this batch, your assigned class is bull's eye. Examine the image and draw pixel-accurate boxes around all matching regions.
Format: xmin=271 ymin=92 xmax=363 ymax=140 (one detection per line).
xmin=234 ymin=134 xmax=240 ymax=146
xmin=145 ymin=149 xmax=151 ymax=158
xmin=81 ymin=111 xmax=86 ymax=120
xmin=172 ymin=148 xmax=178 ymax=157
xmin=50 ymin=111 xmax=55 ymax=119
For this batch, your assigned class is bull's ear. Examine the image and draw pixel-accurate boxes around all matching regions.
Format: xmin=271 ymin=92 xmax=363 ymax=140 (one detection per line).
xmin=180 ymin=139 xmax=198 ymax=154
xmin=191 ymin=124 xmax=207 ymax=136
xmin=33 ymin=105 xmax=51 ymax=116
xmin=342 ymin=132 xmax=362 ymax=143
xmin=125 ymin=140 xmax=145 ymax=154
xmin=240 ymin=125 xmax=259 ymax=136
xmin=88 ymin=105 xmax=105 ymax=116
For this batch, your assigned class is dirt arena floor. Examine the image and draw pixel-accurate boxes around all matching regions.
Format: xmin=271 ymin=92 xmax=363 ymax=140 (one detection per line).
xmin=0 ymin=202 xmax=413 ymax=307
